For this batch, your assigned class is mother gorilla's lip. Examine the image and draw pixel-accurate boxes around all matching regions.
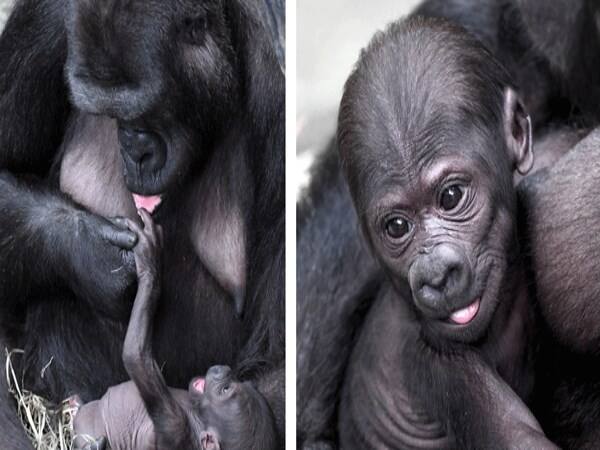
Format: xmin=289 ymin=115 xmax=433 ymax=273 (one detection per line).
xmin=132 ymin=194 xmax=163 ymax=214
xmin=449 ymin=298 xmax=480 ymax=325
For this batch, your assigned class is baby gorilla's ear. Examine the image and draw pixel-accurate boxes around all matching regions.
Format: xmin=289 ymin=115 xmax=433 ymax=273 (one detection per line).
xmin=503 ymin=87 xmax=533 ymax=175
xmin=200 ymin=429 xmax=221 ymax=450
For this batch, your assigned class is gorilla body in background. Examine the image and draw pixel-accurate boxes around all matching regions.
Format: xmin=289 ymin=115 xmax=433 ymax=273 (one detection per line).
xmin=0 ymin=0 xmax=284 ymax=448
xmin=415 ymin=0 xmax=600 ymax=127
xmin=519 ymin=129 xmax=600 ymax=449
xmin=297 ymin=1 xmax=600 ymax=448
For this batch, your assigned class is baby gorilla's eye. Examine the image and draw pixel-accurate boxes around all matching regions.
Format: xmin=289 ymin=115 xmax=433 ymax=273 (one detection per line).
xmin=385 ymin=217 xmax=410 ymax=239
xmin=440 ymin=185 xmax=463 ymax=211
xmin=220 ymin=385 xmax=231 ymax=395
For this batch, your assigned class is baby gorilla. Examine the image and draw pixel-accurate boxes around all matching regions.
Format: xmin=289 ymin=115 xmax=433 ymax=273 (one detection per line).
xmin=336 ymin=16 xmax=559 ymax=449
xmin=73 ymin=210 xmax=278 ymax=450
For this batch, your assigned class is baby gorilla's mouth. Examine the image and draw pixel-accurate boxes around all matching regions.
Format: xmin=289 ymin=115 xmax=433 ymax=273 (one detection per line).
xmin=193 ymin=377 xmax=206 ymax=394
xmin=132 ymin=194 xmax=163 ymax=214
xmin=449 ymin=298 xmax=480 ymax=325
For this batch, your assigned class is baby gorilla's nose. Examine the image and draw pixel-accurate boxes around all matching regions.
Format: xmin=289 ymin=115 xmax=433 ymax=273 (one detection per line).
xmin=206 ymin=365 xmax=232 ymax=382
xmin=409 ymin=244 xmax=472 ymax=315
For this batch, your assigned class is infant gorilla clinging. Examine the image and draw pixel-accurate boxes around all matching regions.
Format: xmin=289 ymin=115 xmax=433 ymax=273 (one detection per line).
xmin=72 ymin=210 xmax=278 ymax=450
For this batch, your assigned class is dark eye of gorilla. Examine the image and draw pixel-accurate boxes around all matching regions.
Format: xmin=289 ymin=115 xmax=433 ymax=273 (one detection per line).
xmin=385 ymin=217 xmax=410 ymax=239
xmin=440 ymin=185 xmax=464 ymax=211
xmin=182 ymin=14 xmax=208 ymax=45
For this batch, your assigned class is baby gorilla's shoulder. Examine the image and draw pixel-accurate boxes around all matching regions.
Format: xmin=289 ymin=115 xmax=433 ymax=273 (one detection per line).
xmin=104 ymin=382 xmax=156 ymax=448
xmin=74 ymin=381 xmax=156 ymax=450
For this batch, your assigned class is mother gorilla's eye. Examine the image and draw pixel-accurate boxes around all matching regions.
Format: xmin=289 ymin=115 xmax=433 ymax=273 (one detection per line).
xmin=181 ymin=13 xmax=208 ymax=44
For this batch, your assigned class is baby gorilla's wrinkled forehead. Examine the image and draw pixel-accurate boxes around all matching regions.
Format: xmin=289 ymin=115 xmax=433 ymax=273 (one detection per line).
xmin=338 ymin=17 xmax=514 ymax=212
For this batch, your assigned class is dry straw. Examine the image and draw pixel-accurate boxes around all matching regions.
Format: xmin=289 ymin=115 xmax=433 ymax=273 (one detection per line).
xmin=5 ymin=348 xmax=76 ymax=450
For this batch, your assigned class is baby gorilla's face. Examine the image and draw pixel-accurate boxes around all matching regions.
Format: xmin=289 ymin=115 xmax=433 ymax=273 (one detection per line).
xmin=189 ymin=365 xmax=277 ymax=450
xmin=190 ymin=365 xmax=242 ymax=414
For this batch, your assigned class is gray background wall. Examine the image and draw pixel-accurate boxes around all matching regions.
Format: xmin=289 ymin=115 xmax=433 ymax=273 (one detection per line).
xmin=0 ymin=0 xmax=12 ymax=29
xmin=296 ymin=0 xmax=420 ymax=192
xmin=297 ymin=0 xmax=419 ymax=153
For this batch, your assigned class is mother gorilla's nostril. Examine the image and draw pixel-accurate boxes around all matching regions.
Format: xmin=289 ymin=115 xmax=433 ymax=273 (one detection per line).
xmin=118 ymin=126 xmax=167 ymax=174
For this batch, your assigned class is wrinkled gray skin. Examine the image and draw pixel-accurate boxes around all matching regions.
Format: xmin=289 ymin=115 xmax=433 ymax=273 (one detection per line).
xmin=73 ymin=381 xmax=174 ymax=449
xmin=73 ymin=210 xmax=278 ymax=450
xmin=335 ymin=17 xmax=560 ymax=449
xmin=73 ymin=381 xmax=194 ymax=450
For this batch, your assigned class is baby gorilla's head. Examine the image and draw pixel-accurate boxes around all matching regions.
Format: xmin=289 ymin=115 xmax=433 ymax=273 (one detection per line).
xmin=338 ymin=17 xmax=533 ymax=346
xmin=189 ymin=365 xmax=278 ymax=450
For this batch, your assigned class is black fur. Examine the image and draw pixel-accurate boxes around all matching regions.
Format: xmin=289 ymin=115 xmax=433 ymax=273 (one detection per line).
xmin=296 ymin=145 xmax=383 ymax=447
xmin=0 ymin=0 xmax=284 ymax=447
xmin=415 ymin=0 xmax=600 ymax=126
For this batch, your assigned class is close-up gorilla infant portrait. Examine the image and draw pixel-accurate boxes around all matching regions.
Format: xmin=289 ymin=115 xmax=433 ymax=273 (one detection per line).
xmin=298 ymin=0 xmax=600 ymax=449
xmin=0 ymin=0 xmax=284 ymax=449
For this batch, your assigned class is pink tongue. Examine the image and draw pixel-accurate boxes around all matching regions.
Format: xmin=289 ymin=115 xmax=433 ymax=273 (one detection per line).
xmin=193 ymin=378 xmax=205 ymax=393
xmin=450 ymin=299 xmax=480 ymax=325
xmin=132 ymin=194 xmax=162 ymax=214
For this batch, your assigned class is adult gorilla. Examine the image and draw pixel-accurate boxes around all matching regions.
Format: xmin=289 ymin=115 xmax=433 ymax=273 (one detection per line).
xmin=0 ymin=0 xmax=284 ymax=447
xmin=415 ymin=0 xmax=600 ymax=126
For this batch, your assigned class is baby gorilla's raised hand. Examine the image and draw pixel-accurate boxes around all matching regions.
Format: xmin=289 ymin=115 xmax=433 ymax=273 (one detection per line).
xmin=117 ymin=209 xmax=163 ymax=286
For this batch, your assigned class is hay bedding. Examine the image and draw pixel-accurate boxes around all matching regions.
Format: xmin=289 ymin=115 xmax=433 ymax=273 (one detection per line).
xmin=5 ymin=349 xmax=84 ymax=450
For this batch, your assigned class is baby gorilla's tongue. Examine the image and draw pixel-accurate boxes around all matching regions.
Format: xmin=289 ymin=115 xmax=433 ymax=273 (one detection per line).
xmin=132 ymin=194 xmax=162 ymax=214
xmin=450 ymin=299 xmax=480 ymax=325
xmin=193 ymin=378 xmax=205 ymax=394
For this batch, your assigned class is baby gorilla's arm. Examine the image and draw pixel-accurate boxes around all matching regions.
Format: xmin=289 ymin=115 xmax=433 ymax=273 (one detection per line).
xmin=121 ymin=210 xmax=192 ymax=448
